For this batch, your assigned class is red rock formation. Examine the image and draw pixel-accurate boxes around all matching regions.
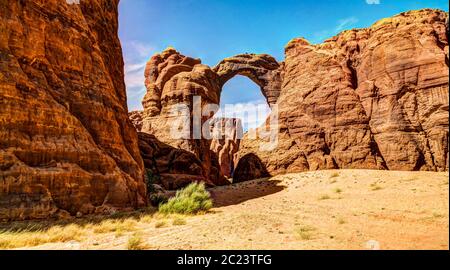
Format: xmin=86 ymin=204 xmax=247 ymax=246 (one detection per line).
xmin=140 ymin=48 xmax=282 ymax=187
xmin=0 ymin=0 xmax=146 ymax=221
xmin=210 ymin=118 xmax=243 ymax=178
xmin=233 ymin=153 xmax=270 ymax=183
xmin=141 ymin=49 xmax=225 ymax=186
xmin=237 ymin=9 xmax=449 ymax=178
xmin=129 ymin=110 xmax=144 ymax=132
xmin=138 ymin=132 xmax=208 ymax=190
xmin=213 ymin=54 xmax=283 ymax=106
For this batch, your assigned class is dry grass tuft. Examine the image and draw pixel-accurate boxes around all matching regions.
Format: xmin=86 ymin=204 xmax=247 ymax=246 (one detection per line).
xmin=172 ymin=217 xmax=187 ymax=226
xmin=318 ymin=194 xmax=331 ymax=200
xmin=0 ymin=224 xmax=85 ymax=249
xmin=155 ymin=221 xmax=167 ymax=228
xmin=127 ymin=233 xmax=147 ymax=250
xmin=295 ymin=225 xmax=316 ymax=240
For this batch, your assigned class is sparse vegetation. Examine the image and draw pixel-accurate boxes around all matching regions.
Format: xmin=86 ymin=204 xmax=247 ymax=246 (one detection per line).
xmin=0 ymin=224 xmax=85 ymax=249
xmin=155 ymin=221 xmax=167 ymax=228
xmin=334 ymin=188 xmax=343 ymax=194
xmin=370 ymin=183 xmax=383 ymax=191
xmin=0 ymin=171 xmax=447 ymax=250
xmin=173 ymin=217 xmax=187 ymax=226
xmin=318 ymin=194 xmax=331 ymax=200
xmin=337 ymin=217 xmax=346 ymax=225
xmin=127 ymin=233 xmax=147 ymax=250
xmin=159 ymin=182 xmax=213 ymax=214
xmin=0 ymin=209 xmax=156 ymax=249
xmin=330 ymin=172 xmax=340 ymax=178
xmin=92 ymin=219 xmax=138 ymax=234
xmin=295 ymin=225 xmax=316 ymax=240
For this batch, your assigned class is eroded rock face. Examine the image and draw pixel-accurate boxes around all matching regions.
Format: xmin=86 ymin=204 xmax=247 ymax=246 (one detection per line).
xmin=138 ymin=132 xmax=208 ymax=190
xmin=233 ymin=153 xmax=270 ymax=183
xmin=210 ymin=118 xmax=243 ymax=178
xmin=0 ymin=0 xmax=146 ymax=221
xmin=129 ymin=111 xmax=144 ymax=132
xmin=141 ymin=49 xmax=225 ymax=186
xmin=140 ymin=48 xmax=283 ymax=187
xmin=238 ymin=9 xmax=449 ymax=176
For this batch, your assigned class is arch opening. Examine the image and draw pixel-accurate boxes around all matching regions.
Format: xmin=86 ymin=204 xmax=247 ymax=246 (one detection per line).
xmin=210 ymin=75 xmax=271 ymax=179
xmin=214 ymin=75 xmax=271 ymax=132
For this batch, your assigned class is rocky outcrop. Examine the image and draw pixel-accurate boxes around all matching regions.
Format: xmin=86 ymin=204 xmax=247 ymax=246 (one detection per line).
xmin=238 ymin=9 xmax=449 ymax=177
xmin=141 ymin=49 xmax=225 ymax=186
xmin=138 ymin=132 xmax=209 ymax=190
xmin=210 ymin=118 xmax=243 ymax=178
xmin=0 ymin=0 xmax=146 ymax=221
xmin=129 ymin=110 xmax=144 ymax=132
xmin=137 ymin=9 xmax=447 ymax=185
xmin=233 ymin=154 xmax=270 ymax=183
xmin=140 ymin=48 xmax=283 ymax=187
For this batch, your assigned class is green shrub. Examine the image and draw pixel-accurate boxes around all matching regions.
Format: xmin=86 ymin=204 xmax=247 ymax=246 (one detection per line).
xmin=158 ymin=182 xmax=213 ymax=214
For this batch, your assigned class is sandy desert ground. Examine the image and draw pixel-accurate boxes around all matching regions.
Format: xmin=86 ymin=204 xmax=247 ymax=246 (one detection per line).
xmin=2 ymin=170 xmax=448 ymax=250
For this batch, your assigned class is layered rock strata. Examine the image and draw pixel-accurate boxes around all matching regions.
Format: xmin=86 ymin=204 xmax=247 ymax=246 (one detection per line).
xmin=0 ymin=0 xmax=146 ymax=221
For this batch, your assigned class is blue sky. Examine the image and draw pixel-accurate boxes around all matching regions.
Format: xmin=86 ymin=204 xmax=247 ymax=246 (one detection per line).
xmin=119 ymin=0 xmax=448 ymax=128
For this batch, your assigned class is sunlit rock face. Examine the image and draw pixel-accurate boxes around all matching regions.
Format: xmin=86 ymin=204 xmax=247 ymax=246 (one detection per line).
xmin=140 ymin=48 xmax=283 ymax=187
xmin=0 ymin=0 xmax=146 ymax=221
xmin=140 ymin=9 xmax=448 ymax=186
xmin=238 ymin=9 xmax=449 ymax=178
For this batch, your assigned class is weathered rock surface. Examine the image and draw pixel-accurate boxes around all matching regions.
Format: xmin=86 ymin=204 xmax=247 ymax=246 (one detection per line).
xmin=129 ymin=110 xmax=144 ymax=132
xmin=138 ymin=132 xmax=209 ymax=190
xmin=141 ymin=49 xmax=225 ymax=186
xmin=210 ymin=118 xmax=243 ymax=178
xmin=140 ymin=48 xmax=283 ymax=187
xmin=233 ymin=153 xmax=270 ymax=183
xmin=213 ymin=54 xmax=283 ymax=106
xmin=0 ymin=0 xmax=146 ymax=221
xmin=238 ymin=9 xmax=449 ymax=177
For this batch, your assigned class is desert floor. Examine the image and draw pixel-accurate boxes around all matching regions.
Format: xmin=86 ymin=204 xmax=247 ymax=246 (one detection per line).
xmin=3 ymin=170 xmax=449 ymax=250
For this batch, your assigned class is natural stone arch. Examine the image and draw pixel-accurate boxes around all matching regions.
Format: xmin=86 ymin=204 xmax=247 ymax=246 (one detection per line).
xmin=139 ymin=48 xmax=283 ymax=187
xmin=213 ymin=54 xmax=283 ymax=106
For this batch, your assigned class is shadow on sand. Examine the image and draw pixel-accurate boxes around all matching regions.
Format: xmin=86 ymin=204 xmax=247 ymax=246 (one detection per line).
xmin=209 ymin=178 xmax=286 ymax=208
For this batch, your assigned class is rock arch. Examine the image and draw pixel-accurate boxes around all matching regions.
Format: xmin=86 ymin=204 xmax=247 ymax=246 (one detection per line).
xmin=142 ymin=49 xmax=283 ymax=117
xmin=213 ymin=54 xmax=283 ymax=106
xmin=139 ymin=48 xmax=283 ymax=187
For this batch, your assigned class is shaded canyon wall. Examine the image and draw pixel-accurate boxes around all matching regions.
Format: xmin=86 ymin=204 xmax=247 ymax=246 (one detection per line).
xmin=0 ymin=0 xmax=146 ymax=221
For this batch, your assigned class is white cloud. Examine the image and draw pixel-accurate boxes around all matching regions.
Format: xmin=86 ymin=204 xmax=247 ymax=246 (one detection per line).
xmin=311 ymin=16 xmax=359 ymax=44
xmin=366 ymin=0 xmax=380 ymax=4
xmin=122 ymin=41 xmax=158 ymax=110
xmin=124 ymin=61 xmax=147 ymax=88
xmin=126 ymin=41 xmax=157 ymax=59
xmin=335 ymin=17 xmax=359 ymax=32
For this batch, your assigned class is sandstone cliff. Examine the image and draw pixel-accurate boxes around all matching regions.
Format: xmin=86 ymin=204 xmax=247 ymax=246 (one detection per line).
xmin=0 ymin=0 xmax=146 ymax=221
xmin=135 ymin=9 xmax=448 ymax=186
xmin=237 ymin=9 xmax=449 ymax=178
